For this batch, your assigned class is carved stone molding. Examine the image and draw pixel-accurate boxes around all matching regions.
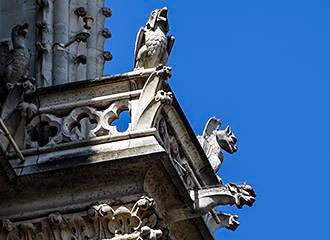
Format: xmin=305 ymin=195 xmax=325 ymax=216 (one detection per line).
xmin=0 ymin=197 xmax=164 ymax=240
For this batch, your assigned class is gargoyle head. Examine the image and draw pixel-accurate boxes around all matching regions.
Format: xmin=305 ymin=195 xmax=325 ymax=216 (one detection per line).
xmin=218 ymin=213 xmax=240 ymax=231
xmin=215 ymin=126 xmax=238 ymax=154
xmin=228 ymin=183 xmax=256 ymax=209
xmin=146 ymin=7 xmax=169 ymax=33
xmin=11 ymin=23 xmax=29 ymax=48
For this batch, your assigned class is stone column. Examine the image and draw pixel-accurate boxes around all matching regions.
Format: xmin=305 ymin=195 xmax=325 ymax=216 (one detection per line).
xmin=53 ymin=0 xmax=69 ymax=85
xmin=87 ymin=1 xmax=97 ymax=80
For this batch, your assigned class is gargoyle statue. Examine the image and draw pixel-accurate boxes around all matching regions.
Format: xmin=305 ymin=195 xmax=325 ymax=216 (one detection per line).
xmin=191 ymin=183 xmax=256 ymax=215
xmin=194 ymin=117 xmax=256 ymax=233
xmin=0 ymin=23 xmax=35 ymax=114
xmin=166 ymin=183 xmax=256 ymax=224
xmin=203 ymin=212 xmax=240 ymax=232
xmin=0 ymin=23 xmax=31 ymax=92
xmin=197 ymin=117 xmax=238 ymax=173
xmin=134 ymin=7 xmax=175 ymax=69
xmin=0 ymin=23 xmax=36 ymax=160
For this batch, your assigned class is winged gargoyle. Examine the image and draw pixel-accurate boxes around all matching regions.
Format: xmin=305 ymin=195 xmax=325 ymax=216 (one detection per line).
xmin=193 ymin=117 xmax=256 ymax=233
xmin=0 ymin=23 xmax=36 ymax=161
xmin=197 ymin=117 xmax=237 ymax=173
xmin=134 ymin=7 xmax=175 ymax=69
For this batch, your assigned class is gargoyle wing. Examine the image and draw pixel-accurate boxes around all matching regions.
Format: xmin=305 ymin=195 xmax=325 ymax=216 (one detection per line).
xmin=1 ymin=85 xmax=24 ymax=121
xmin=133 ymin=27 xmax=146 ymax=68
xmin=202 ymin=117 xmax=221 ymax=139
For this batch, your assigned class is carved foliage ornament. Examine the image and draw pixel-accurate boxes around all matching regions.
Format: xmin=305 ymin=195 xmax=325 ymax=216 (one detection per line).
xmin=0 ymin=197 xmax=163 ymax=240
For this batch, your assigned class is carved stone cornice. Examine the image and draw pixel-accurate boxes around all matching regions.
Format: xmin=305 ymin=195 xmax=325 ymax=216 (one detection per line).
xmin=0 ymin=196 xmax=165 ymax=240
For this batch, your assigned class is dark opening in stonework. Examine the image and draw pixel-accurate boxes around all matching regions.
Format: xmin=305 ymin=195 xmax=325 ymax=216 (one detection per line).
xmin=30 ymin=121 xmax=58 ymax=147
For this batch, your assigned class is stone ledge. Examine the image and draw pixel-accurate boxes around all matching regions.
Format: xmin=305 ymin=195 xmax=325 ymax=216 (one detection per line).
xmin=10 ymin=134 xmax=164 ymax=176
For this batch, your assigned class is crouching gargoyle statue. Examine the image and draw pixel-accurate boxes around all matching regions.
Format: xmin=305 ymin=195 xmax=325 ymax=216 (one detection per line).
xmin=0 ymin=23 xmax=37 ymax=163
xmin=195 ymin=117 xmax=256 ymax=233
xmin=163 ymin=117 xmax=256 ymax=233
xmin=197 ymin=117 xmax=238 ymax=175
xmin=134 ymin=7 xmax=175 ymax=69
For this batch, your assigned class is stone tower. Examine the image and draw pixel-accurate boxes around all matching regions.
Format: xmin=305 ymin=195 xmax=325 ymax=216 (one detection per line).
xmin=0 ymin=2 xmax=256 ymax=240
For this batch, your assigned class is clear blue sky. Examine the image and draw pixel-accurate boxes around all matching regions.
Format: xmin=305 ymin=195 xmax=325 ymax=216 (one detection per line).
xmin=104 ymin=1 xmax=330 ymax=239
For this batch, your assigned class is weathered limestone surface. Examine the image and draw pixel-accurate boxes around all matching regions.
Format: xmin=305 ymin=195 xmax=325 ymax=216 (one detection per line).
xmin=0 ymin=7 xmax=256 ymax=240
xmin=0 ymin=65 xmax=255 ymax=239
xmin=0 ymin=66 xmax=215 ymax=240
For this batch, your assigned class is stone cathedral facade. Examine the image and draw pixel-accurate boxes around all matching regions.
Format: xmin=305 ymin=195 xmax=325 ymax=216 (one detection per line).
xmin=0 ymin=1 xmax=256 ymax=240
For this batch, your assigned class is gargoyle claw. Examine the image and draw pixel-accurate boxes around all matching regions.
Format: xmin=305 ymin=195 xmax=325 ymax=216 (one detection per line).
xmin=155 ymin=65 xmax=172 ymax=79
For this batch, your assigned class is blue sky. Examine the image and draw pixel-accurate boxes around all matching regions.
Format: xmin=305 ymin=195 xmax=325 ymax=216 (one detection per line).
xmin=104 ymin=1 xmax=330 ymax=239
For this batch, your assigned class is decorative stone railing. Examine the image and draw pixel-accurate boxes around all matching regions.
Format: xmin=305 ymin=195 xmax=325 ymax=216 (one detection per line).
xmin=23 ymin=67 xmax=170 ymax=150
xmin=3 ymin=66 xmax=214 ymax=197
xmin=6 ymin=66 xmax=198 ymax=182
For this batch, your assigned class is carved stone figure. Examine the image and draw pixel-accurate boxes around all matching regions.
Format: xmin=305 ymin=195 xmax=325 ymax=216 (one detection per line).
xmin=190 ymin=183 xmax=255 ymax=214
xmin=197 ymin=117 xmax=237 ymax=173
xmin=195 ymin=117 xmax=256 ymax=233
xmin=0 ymin=23 xmax=35 ymax=117
xmin=0 ymin=23 xmax=36 ymax=160
xmin=203 ymin=212 xmax=239 ymax=232
xmin=134 ymin=7 xmax=175 ymax=69
xmin=165 ymin=182 xmax=256 ymax=225
xmin=0 ymin=23 xmax=31 ymax=92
